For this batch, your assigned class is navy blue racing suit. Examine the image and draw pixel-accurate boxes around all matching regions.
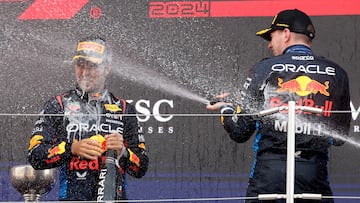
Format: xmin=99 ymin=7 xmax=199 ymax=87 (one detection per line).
xmin=220 ymin=45 xmax=351 ymax=202
xmin=28 ymin=87 xmax=148 ymax=201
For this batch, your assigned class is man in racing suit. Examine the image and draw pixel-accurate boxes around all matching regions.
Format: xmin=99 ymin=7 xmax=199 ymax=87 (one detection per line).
xmin=207 ymin=9 xmax=351 ymax=202
xmin=28 ymin=36 xmax=148 ymax=201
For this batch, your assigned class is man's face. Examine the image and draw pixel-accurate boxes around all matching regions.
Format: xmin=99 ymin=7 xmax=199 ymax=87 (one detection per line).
xmin=268 ymin=29 xmax=287 ymax=56
xmin=74 ymin=59 xmax=110 ymax=93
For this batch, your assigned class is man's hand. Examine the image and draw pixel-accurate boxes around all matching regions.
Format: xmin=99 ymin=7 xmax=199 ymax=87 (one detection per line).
xmin=206 ymin=92 xmax=233 ymax=111
xmin=207 ymin=101 xmax=229 ymax=111
xmin=71 ymin=132 xmax=125 ymax=159
xmin=71 ymin=139 xmax=104 ymax=160
xmin=105 ymin=132 xmax=124 ymax=157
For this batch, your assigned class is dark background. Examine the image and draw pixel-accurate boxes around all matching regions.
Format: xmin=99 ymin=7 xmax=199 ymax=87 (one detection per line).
xmin=1 ymin=1 xmax=360 ymax=202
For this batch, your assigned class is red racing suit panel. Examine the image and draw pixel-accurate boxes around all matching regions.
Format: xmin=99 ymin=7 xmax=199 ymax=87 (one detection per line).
xmin=28 ymin=87 xmax=148 ymax=200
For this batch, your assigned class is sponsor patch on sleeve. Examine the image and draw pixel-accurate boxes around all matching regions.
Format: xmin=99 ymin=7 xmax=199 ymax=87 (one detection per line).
xmin=28 ymin=135 xmax=43 ymax=150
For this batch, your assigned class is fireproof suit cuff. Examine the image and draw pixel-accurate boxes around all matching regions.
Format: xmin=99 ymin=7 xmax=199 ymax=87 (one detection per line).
xmin=116 ymin=147 xmax=128 ymax=168
xmin=117 ymin=147 xmax=128 ymax=160
xmin=219 ymin=105 xmax=236 ymax=126
xmin=220 ymin=105 xmax=236 ymax=114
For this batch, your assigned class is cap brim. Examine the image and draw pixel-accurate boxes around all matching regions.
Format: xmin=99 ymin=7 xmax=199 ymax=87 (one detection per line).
xmin=256 ymin=27 xmax=273 ymax=41
xmin=72 ymin=55 xmax=103 ymax=65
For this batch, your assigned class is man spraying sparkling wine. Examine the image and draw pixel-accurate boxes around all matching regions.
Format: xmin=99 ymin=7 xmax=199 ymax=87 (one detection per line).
xmin=207 ymin=9 xmax=351 ymax=203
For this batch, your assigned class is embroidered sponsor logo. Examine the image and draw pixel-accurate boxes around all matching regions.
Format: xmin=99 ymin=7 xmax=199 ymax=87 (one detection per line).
xmin=47 ymin=141 xmax=66 ymax=158
xmin=29 ymin=135 xmax=43 ymax=150
xmin=69 ymin=156 xmax=100 ymax=170
xmin=270 ymin=97 xmax=333 ymax=117
xmin=277 ymin=76 xmax=330 ymax=97
xmin=104 ymin=104 xmax=121 ymax=112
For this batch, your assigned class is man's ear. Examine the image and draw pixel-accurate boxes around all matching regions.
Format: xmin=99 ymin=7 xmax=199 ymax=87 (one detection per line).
xmin=283 ymin=28 xmax=292 ymax=42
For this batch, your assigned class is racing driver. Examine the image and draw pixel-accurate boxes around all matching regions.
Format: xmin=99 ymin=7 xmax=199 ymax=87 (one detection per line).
xmin=207 ymin=9 xmax=351 ymax=202
xmin=28 ymin=36 xmax=148 ymax=201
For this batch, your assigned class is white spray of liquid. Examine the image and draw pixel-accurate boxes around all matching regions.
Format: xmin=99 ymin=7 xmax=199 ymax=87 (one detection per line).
xmin=110 ymin=59 xmax=359 ymax=148
xmin=111 ymin=61 xmax=210 ymax=104
xmin=262 ymin=108 xmax=360 ymax=148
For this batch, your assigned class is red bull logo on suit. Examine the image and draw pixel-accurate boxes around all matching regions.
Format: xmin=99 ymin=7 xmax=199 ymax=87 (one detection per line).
xmin=271 ymin=76 xmax=333 ymax=117
xmin=277 ymin=76 xmax=330 ymax=97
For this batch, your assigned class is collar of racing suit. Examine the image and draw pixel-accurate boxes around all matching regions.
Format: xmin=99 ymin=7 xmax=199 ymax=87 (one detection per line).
xmin=74 ymin=85 xmax=110 ymax=102
xmin=283 ymin=44 xmax=313 ymax=55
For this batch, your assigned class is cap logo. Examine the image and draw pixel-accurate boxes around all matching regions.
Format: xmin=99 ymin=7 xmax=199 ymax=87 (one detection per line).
xmin=275 ymin=23 xmax=290 ymax=28
xmin=77 ymin=42 xmax=105 ymax=54
xmin=271 ymin=14 xmax=278 ymax=25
